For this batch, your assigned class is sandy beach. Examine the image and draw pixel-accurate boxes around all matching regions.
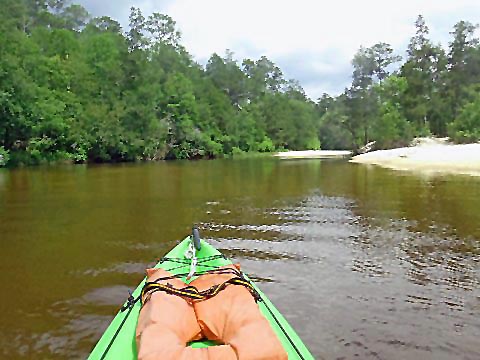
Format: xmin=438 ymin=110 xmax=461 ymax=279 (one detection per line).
xmin=350 ymin=139 xmax=480 ymax=176
xmin=274 ymin=150 xmax=352 ymax=159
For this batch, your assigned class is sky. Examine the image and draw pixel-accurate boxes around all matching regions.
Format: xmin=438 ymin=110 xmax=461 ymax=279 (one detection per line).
xmin=77 ymin=0 xmax=480 ymax=100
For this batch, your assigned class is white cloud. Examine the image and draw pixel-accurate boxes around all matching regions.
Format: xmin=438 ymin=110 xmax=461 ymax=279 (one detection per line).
xmin=79 ymin=0 xmax=480 ymax=99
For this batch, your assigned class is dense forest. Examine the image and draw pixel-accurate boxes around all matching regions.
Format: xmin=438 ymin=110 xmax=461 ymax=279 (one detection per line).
xmin=0 ymin=1 xmax=479 ymax=167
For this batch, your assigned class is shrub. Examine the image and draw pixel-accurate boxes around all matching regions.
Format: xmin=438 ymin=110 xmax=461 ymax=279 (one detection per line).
xmin=0 ymin=147 xmax=10 ymax=167
xmin=447 ymin=96 xmax=480 ymax=143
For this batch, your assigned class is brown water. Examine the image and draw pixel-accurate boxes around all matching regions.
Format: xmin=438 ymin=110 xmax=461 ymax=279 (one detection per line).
xmin=0 ymin=158 xmax=479 ymax=359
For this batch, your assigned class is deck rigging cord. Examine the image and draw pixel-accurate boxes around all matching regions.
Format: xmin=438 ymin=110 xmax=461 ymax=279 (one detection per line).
xmin=141 ymin=267 xmax=261 ymax=304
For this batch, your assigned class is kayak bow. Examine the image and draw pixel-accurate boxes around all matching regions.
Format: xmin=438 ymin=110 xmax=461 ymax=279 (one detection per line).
xmin=88 ymin=235 xmax=314 ymax=359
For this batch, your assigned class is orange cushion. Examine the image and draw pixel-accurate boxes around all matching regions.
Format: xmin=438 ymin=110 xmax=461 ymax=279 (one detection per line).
xmin=136 ymin=268 xmax=203 ymax=359
xmin=136 ymin=266 xmax=287 ymax=360
xmin=191 ymin=265 xmax=288 ymax=360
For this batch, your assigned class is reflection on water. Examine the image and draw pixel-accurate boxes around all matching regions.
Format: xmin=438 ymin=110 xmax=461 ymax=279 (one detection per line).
xmin=0 ymin=159 xmax=479 ymax=359
xmin=0 ymin=169 xmax=8 ymax=190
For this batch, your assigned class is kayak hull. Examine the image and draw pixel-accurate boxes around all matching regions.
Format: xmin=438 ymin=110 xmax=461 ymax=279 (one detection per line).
xmin=88 ymin=237 xmax=314 ymax=359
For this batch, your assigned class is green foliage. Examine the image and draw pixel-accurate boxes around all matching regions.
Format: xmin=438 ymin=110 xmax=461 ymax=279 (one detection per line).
xmin=0 ymin=2 xmax=327 ymax=166
xmin=231 ymin=147 xmax=245 ymax=156
xmin=2 ymin=4 xmax=480 ymax=168
xmin=257 ymin=137 xmax=275 ymax=152
xmin=341 ymin=42 xmax=402 ymax=149
xmin=336 ymin=15 xmax=480 ymax=149
xmin=317 ymin=95 xmax=353 ymax=150
xmin=371 ymin=76 xmax=414 ymax=148
xmin=305 ymin=137 xmax=321 ymax=150
xmin=446 ymin=21 xmax=480 ymax=121
xmin=206 ymin=51 xmax=248 ymax=107
xmin=0 ymin=147 xmax=9 ymax=166
xmin=448 ymin=94 xmax=480 ymax=142
xmin=400 ymin=15 xmax=448 ymax=134
xmin=372 ymin=103 xmax=414 ymax=148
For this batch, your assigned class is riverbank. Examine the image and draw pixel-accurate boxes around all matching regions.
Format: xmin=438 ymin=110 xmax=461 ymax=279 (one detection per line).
xmin=350 ymin=140 xmax=480 ymax=176
xmin=274 ymin=150 xmax=352 ymax=159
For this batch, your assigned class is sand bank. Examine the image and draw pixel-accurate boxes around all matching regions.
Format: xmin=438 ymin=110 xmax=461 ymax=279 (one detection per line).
xmin=350 ymin=141 xmax=480 ymax=176
xmin=274 ymin=150 xmax=352 ymax=159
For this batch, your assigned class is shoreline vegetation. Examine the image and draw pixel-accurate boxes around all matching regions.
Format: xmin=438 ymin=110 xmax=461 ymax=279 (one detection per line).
xmin=1 ymin=3 xmax=480 ymax=168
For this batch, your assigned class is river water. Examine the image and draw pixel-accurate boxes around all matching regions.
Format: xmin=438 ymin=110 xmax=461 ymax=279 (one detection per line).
xmin=0 ymin=158 xmax=479 ymax=359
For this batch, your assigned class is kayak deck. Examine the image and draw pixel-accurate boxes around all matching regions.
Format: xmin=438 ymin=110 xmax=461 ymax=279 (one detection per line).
xmin=88 ymin=237 xmax=314 ymax=359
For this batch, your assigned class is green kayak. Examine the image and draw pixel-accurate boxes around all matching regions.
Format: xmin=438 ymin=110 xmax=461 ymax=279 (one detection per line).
xmin=88 ymin=232 xmax=314 ymax=359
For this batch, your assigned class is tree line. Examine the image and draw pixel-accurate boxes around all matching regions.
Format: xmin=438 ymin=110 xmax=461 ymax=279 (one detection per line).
xmin=0 ymin=0 xmax=319 ymax=166
xmin=319 ymin=15 xmax=480 ymax=150
xmin=0 ymin=2 xmax=479 ymax=167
